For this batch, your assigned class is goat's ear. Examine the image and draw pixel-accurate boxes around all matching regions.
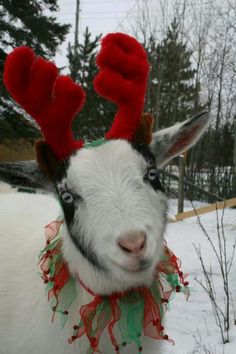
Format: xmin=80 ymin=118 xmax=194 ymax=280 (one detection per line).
xmin=150 ymin=111 xmax=210 ymax=167
xmin=0 ymin=142 xmax=58 ymax=192
xmin=35 ymin=141 xmax=60 ymax=182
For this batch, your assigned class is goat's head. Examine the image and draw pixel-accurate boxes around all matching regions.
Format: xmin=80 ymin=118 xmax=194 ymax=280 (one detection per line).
xmin=0 ymin=33 xmax=210 ymax=294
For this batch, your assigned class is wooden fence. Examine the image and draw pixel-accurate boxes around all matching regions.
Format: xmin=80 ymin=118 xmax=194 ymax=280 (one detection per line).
xmin=174 ymin=197 xmax=236 ymax=222
xmin=0 ymin=140 xmax=35 ymax=161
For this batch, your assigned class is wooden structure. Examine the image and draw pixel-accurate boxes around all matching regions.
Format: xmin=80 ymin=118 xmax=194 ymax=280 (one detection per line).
xmin=0 ymin=111 xmax=40 ymax=162
xmin=0 ymin=139 xmax=35 ymax=161
xmin=175 ymin=197 xmax=236 ymax=221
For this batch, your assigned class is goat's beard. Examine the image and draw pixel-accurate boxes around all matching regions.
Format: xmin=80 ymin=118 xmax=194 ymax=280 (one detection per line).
xmin=38 ymin=218 xmax=189 ymax=353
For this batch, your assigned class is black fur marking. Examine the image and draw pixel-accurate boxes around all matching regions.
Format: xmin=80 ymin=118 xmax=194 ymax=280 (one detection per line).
xmin=133 ymin=144 xmax=165 ymax=193
xmin=68 ymin=227 xmax=105 ymax=271
xmin=144 ymin=167 xmax=165 ymax=193
xmin=59 ymin=190 xmax=105 ymax=271
xmin=54 ymin=157 xmax=104 ymax=271
xmin=60 ymin=196 xmax=75 ymax=228
xmin=133 ymin=144 xmax=155 ymax=166
xmin=54 ymin=158 xmax=71 ymax=183
xmin=55 ymin=157 xmax=76 ymax=227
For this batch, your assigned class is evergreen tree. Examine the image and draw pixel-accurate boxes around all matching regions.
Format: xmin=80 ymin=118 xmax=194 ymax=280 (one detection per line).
xmin=146 ymin=19 xmax=201 ymax=128
xmin=67 ymin=27 xmax=115 ymax=140
xmin=0 ymin=0 xmax=70 ymax=139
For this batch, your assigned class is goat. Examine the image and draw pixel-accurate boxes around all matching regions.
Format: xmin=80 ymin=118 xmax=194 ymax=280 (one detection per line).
xmin=0 ymin=33 xmax=210 ymax=354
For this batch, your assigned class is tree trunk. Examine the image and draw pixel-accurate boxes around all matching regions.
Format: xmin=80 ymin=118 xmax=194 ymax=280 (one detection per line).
xmin=233 ymin=120 xmax=236 ymax=197
xmin=178 ymin=154 xmax=185 ymax=214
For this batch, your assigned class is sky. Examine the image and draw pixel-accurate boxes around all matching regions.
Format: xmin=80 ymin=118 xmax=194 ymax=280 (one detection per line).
xmin=56 ymin=0 xmax=139 ymax=68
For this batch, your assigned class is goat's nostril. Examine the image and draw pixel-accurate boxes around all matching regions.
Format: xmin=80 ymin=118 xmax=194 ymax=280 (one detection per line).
xmin=118 ymin=231 xmax=146 ymax=255
xmin=119 ymin=244 xmax=133 ymax=254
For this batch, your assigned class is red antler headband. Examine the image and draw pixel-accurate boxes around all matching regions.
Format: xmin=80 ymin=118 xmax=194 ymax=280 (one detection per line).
xmin=3 ymin=33 xmax=149 ymax=161
xmin=94 ymin=33 xmax=149 ymax=141
xmin=3 ymin=47 xmax=85 ymax=160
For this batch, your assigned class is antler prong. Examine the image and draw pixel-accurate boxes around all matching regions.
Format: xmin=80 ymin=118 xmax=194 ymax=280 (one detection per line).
xmin=94 ymin=33 xmax=149 ymax=141
xmin=4 ymin=47 xmax=85 ymax=160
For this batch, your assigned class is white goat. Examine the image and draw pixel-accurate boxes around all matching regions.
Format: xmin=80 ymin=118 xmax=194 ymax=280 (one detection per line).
xmin=0 ymin=33 xmax=210 ymax=354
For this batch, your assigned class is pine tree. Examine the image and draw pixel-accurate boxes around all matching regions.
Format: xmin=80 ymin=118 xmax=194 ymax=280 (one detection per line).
xmin=146 ymin=19 xmax=201 ymax=129
xmin=0 ymin=0 xmax=70 ymax=139
xmin=67 ymin=27 xmax=115 ymax=140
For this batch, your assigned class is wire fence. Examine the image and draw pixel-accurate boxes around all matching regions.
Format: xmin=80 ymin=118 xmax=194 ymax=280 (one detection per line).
xmin=159 ymin=168 xmax=224 ymax=203
xmin=159 ymin=164 xmax=236 ymax=235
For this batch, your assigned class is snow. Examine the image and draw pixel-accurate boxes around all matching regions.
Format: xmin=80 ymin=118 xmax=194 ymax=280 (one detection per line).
xmin=0 ymin=183 xmax=236 ymax=353
xmin=163 ymin=201 xmax=236 ymax=354
xmin=0 ymin=182 xmax=15 ymax=194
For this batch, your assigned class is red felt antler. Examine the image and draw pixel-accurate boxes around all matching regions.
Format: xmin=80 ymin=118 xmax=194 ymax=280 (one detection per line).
xmin=94 ymin=33 xmax=149 ymax=141
xmin=3 ymin=47 xmax=86 ymax=160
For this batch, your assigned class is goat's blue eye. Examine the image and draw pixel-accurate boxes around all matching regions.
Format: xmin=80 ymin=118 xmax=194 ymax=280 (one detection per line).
xmin=61 ymin=191 xmax=74 ymax=204
xmin=145 ymin=167 xmax=165 ymax=193
xmin=147 ymin=168 xmax=157 ymax=181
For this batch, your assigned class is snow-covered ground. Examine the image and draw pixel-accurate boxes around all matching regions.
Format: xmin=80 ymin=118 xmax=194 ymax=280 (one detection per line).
xmin=0 ymin=182 xmax=15 ymax=194
xmin=163 ymin=200 xmax=236 ymax=354
xmin=0 ymin=183 xmax=235 ymax=353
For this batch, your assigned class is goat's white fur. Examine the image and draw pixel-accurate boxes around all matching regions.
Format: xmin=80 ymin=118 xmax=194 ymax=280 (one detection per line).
xmin=0 ymin=113 xmax=210 ymax=354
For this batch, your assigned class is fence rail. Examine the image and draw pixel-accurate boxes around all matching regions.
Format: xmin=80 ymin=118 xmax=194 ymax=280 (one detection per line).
xmin=175 ymin=197 xmax=236 ymax=221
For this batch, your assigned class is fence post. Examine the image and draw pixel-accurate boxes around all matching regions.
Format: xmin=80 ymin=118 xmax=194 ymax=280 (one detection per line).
xmin=178 ymin=154 xmax=185 ymax=214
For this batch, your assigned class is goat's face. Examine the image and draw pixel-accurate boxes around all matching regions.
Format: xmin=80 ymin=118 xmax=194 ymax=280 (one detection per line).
xmin=57 ymin=140 xmax=167 ymax=290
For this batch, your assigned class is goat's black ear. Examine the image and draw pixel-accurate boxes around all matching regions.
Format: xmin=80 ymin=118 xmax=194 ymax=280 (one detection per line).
xmin=35 ymin=141 xmax=60 ymax=182
xmin=150 ymin=111 xmax=210 ymax=167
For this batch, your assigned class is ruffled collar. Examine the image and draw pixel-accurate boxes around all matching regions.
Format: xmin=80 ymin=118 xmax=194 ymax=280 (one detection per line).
xmin=39 ymin=219 xmax=189 ymax=354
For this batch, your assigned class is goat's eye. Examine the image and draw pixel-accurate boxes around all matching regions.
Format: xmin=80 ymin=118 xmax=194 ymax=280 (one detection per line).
xmin=61 ymin=191 xmax=74 ymax=204
xmin=144 ymin=167 xmax=165 ymax=192
xmin=147 ymin=168 xmax=157 ymax=181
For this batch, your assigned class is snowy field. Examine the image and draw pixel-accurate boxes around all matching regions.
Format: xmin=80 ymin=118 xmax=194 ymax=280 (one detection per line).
xmin=163 ymin=204 xmax=236 ymax=354
xmin=0 ymin=182 xmax=236 ymax=353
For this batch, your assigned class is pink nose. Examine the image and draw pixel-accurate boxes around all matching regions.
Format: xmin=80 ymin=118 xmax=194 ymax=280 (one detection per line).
xmin=118 ymin=231 xmax=146 ymax=255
